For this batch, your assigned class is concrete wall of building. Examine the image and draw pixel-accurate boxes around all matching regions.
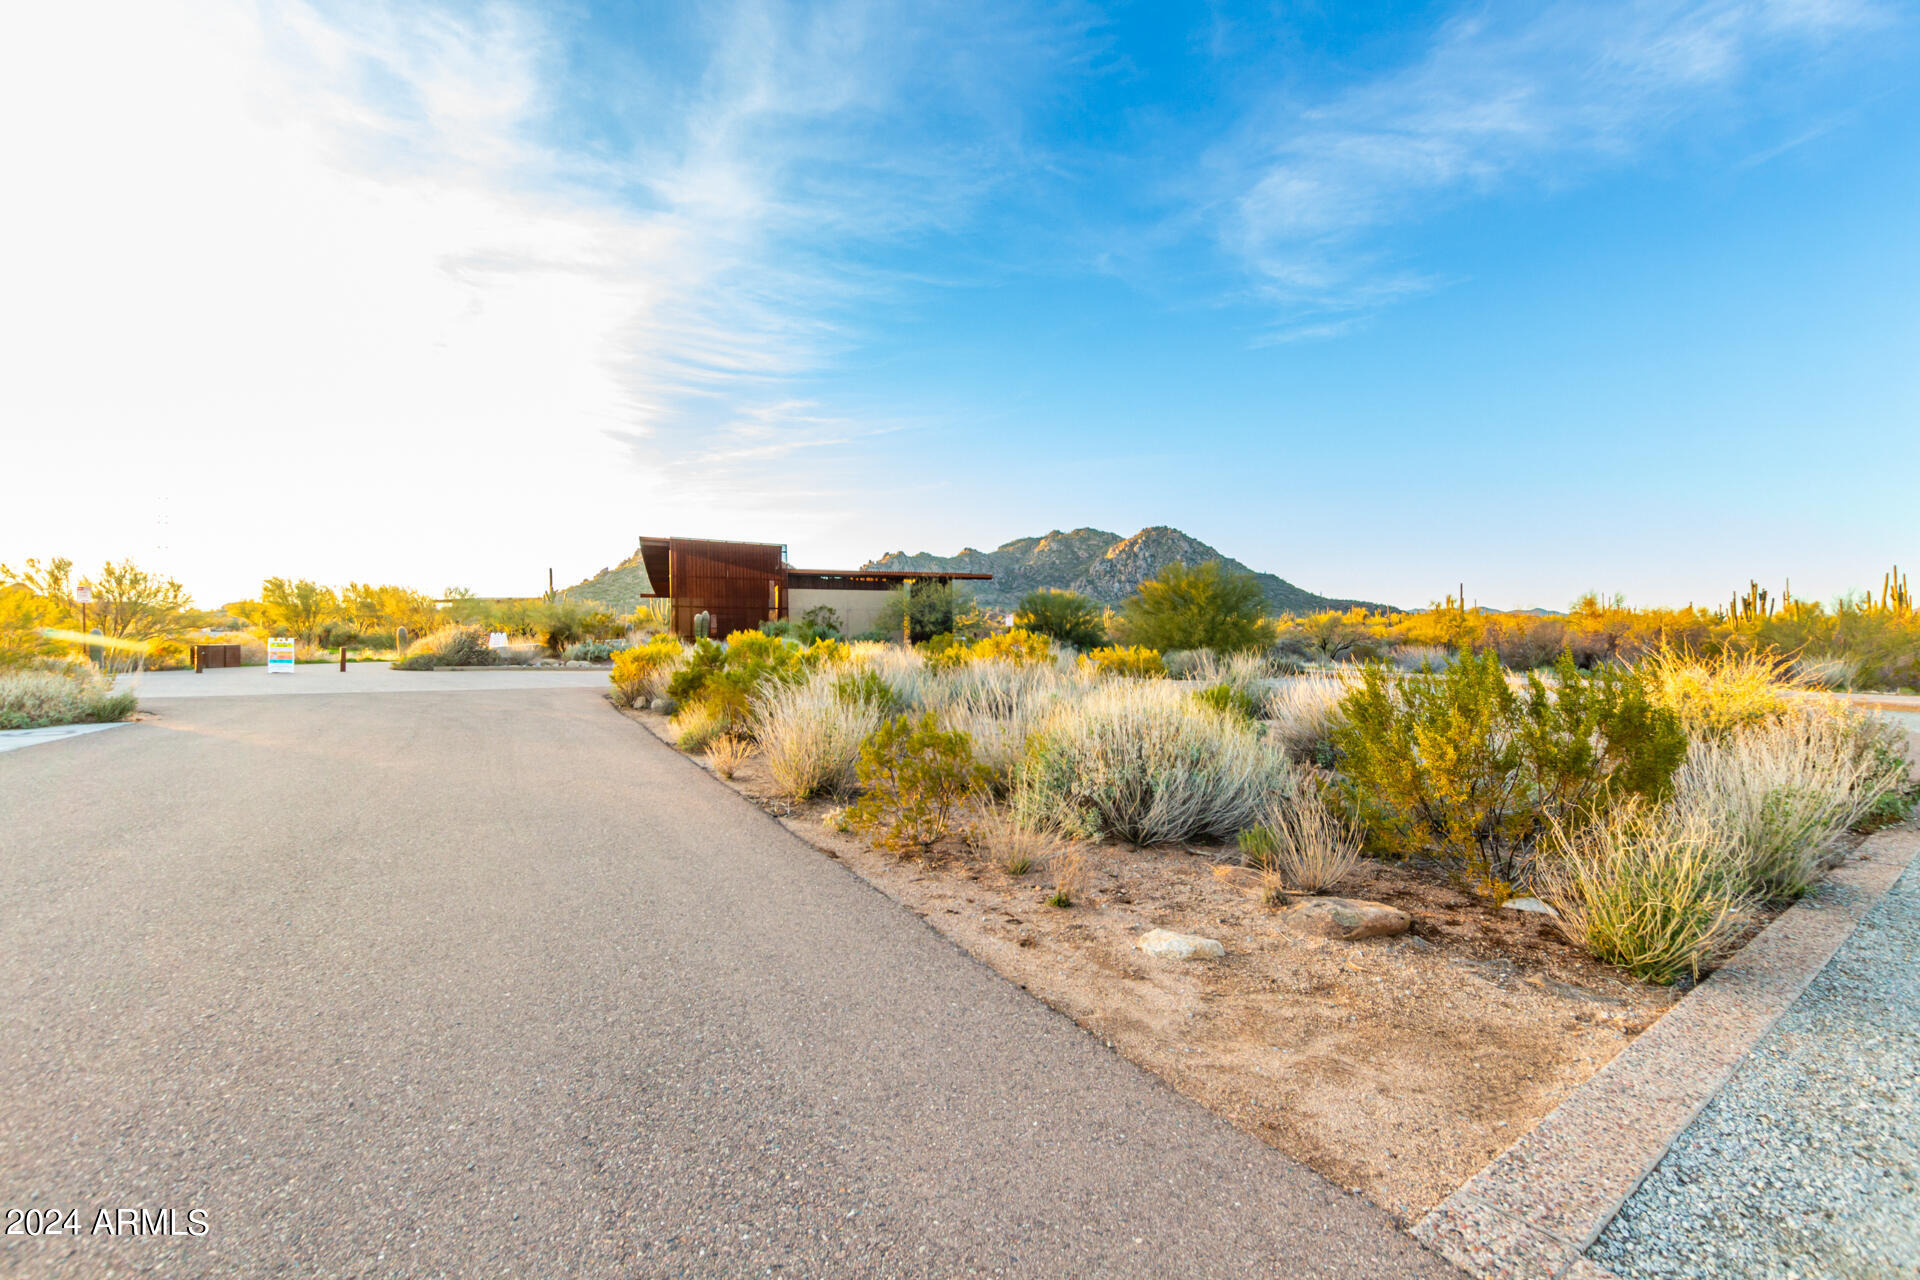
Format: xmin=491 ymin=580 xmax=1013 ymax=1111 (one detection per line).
xmin=789 ymin=587 xmax=900 ymax=638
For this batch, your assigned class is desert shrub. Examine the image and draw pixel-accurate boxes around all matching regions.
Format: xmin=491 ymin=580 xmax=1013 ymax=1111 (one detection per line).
xmin=1014 ymin=680 xmax=1286 ymax=845
xmin=610 ymin=636 xmax=684 ymax=706
xmin=1240 ymin=777 xmax=1361 ymax=897
xmin=1332 ymin=651 xmax=1688 ymax=899
xmin=1263 ymin=673 xmax=1355 ymax=765
xmin=1673 ymin=703 xmax=1909 ymax=899
xmin=1116 ymin=560 xmax=1271 ymax=655
xmin=847 ymin=713 xmax=992 ymax=851
xmin=754 ymin=675 xmax=885 ymax=800
xmin=965 ymin=629 xmax=1055 ymax=667
xmin=1788 ymin=653 xmax=1860 ymax=691
xmin=671 ymin=700 xmax=727 ymax=753
xmin=873 ymin=581 xmax=969 ymax=643
xmin=920 ymin=660 xmax=1076 ymax=785
xmin=563 ymin=641 xmax=616 ymax=663
xmin=0 ymin=664 xmax=139 ymax=729
xmin=664 ymin=634 xmax=809 ymax=735
xmin=1637 ymin=647 xmax=1796 ymax=740
xmin=832 ymin=667 xmax=901 ymax=715
xmin=1014 ymin=589 xmax=1107 ymax=650
xmin=1081 ymin=645 xmax=1166 ymax=679
xmin=1194 ymin=682 xmax=1260 ymax=725
xmin=704 ymin=735 xmax=751 ymax=779
xmin=800 ymin=604 xmax=845 ymax=637
xmin=394 ymin=625 xmax=495 ymax=670
xmin=1539 ymin=800 xmax=1749 ymax=985
xmin=1391 ymin=644 xmax=1452 ymax=672
xmin=850 ymin=642 xmax=933 ymax=709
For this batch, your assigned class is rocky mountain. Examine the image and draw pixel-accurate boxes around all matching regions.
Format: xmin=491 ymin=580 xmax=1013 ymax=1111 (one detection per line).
xmin=560 ymin=551 xmax=655 ymax=614
xmin=864 ymin=526 xmax=1394 ymax=614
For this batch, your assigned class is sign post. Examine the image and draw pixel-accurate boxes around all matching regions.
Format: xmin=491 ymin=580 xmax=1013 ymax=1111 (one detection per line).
xmin=267 ymin=637 xmax=295 ymax=674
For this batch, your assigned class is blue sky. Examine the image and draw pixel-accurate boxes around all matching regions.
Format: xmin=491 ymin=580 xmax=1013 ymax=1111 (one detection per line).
xmin=2 ymin=0 xmax=1914 ymax=609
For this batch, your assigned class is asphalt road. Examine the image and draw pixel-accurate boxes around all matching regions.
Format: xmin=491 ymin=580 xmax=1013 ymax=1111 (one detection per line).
xmin=0 ymin=688 xmax=1458 ymax=1278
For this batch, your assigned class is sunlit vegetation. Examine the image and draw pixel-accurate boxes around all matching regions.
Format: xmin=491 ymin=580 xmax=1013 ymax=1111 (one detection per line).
xmin=614 ymin=578 xmax=1914 ymax=987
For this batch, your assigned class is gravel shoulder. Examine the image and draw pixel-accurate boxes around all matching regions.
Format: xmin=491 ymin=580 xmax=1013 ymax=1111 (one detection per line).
xmin=1590 ymin=824 xmax=1920 ymax=1280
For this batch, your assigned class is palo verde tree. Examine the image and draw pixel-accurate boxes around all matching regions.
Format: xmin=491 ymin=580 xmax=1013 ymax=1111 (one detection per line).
xmin=1117 ymin=560 xmax=1271 ymax=654
xmin=1013 ymin=588 xmax=1107 ymax=650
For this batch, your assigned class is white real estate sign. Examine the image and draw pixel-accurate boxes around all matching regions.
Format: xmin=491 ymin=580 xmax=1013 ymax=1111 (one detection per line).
xmin=488 ymin=632 xmax=509 ymax=649
xmin=267 ymin=638 xmax=295 ymax=672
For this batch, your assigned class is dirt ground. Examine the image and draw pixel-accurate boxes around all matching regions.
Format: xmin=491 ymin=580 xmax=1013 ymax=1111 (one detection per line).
xmin=618 ymin=705 xmax=1682 ymax=1223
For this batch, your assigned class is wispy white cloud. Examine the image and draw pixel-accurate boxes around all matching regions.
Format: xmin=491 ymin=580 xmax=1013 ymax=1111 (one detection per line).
xmin=0 ymin=0 xmax=1091 ymax=595
xmin=1210 ymin=0 xmax=1888 ymax=326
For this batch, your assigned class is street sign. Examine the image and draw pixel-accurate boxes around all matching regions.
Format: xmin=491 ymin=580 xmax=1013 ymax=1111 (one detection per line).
xmin=267 ymin=637 xmax=295 ymax=673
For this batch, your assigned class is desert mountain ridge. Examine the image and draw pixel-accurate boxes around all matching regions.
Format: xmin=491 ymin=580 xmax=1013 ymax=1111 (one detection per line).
xmin=862 ymin=526 xmax=1398 ymax=614
xmin=561 ymin=525 xmax=1401 ymax=616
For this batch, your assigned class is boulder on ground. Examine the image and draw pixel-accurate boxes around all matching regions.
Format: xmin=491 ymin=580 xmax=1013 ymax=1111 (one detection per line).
xmin=1283 ymin=897 xmax=1410 ymax=941
xmin=1502 ymin=896 xmax=1558 ymax=917
xmin=1137 ymin=928 xmax=1225 ymax=960
xmin=650 ymin=697 xmax=677 ymax=714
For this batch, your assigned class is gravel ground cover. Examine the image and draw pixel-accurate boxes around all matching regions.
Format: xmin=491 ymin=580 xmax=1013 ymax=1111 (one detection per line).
xmin=1591 ymin=834 xmax=1920 ymax=1279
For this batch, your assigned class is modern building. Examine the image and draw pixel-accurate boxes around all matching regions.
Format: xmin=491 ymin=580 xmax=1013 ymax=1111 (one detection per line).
xmin=632 ymin=536 xmax=992 ymax=640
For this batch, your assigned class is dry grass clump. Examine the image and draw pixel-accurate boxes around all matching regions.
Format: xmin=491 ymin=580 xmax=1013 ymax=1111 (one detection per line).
xmin=0 ymin=664 xmax=138 ymax=730
xmin=671 ymin=700 xmax=727 ymax=753
xmin=1637 ymin=647 xmax=1798 ymax=739
xmin=924 ymin=661 xmax=1081 ymax=784
xmin=1046 ymin=846 xmax=1086 ymax=907
xmin=752 ymin=674 xmax=883 ymax=800
xmin=704 ymin=735 xmax=752 ymax=779
xmin=1244 ymin=778 xmax=1361 ymax=899
xmin=1539 ymin=800 xmax=1749 ymax=985
xmin=1673 ymin=702 xmax=1909 ymax=899
xmin=1014 ymin=680 xmax=1287 ymax=845
xmin=979 ymin=803 xmax=1053 ymax=875
xmin=1262 ymin=672 xmax=1355 ymax=762
xmin=847 ymin=642 xmax=932 ymax=709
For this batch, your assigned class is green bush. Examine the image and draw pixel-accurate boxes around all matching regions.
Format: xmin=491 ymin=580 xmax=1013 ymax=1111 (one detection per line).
xmin=847 ymin=713 xmax=991 ymax=851
xmin=1332 ymin=650 xmax=1688 ymax=899
xmin=0 ymin=664 xmax=138 ymax=729
xmin=1014 ymin=589 xmax=1107 ymax=650
xmin=1117 ymin=560 xmax=1270 ymax=655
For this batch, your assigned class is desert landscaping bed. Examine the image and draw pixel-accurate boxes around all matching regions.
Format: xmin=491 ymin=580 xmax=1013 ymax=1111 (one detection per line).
xmin=618 ymin=702 xmax=1686 ymax=1223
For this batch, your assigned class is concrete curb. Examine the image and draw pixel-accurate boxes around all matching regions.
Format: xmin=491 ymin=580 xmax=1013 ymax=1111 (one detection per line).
xmin=1412 ymin=823 xmax=1920 ymax=1280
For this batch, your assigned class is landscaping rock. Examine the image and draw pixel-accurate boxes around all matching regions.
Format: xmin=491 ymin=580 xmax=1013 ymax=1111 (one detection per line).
xmin=1283 ymin=898 xmax=1411 ymax=941
xmin=1502 ymin=896 xmax=1558 ymax=917
xmin=1137 ymin=929 xmax=1225 ymax=960
xmin=650 ymin=697 xmax=677 ymax=714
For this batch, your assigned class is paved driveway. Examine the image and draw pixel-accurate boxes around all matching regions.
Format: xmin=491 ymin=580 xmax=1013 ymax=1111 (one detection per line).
xmin=0 ymin=688 xmax=1457 ymax=1278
